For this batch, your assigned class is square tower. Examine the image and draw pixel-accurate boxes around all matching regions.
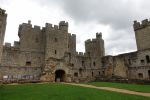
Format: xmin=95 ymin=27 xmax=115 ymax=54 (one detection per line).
xmin=133 ymin=19 xmax=150 ymax=51
xmin=0 ymin=8 xmax=7 ymax=64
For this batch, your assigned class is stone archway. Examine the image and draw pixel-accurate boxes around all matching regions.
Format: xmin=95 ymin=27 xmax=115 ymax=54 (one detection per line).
xmin=55 ymin=70 xmax=66 ymax=82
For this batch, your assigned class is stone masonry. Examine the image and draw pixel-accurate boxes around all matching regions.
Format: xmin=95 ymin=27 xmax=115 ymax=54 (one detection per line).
xmin=0 ymin=8 xmax=150 ymax=83
xmin=0 ymin=8 xmax=105 ymax=82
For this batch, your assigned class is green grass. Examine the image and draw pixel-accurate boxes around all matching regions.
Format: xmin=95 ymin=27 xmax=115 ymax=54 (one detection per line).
xmin=0 ymin=83 xmax=150 ymax=100
xmin=86 ymin=82 xmax=150 ymax=93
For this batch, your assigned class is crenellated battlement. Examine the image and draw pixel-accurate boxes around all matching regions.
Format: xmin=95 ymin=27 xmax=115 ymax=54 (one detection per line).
xmin=75 ymin=52 xmax=86 ymax=56
xmin=59 ymin=21 xmax=68 ymax=27
xmin=68 ymin=33 xmax=76 ymax=38
xmin=0 ymin=8 xmax=7 ymax=16
xmin=96 ymin=32 xmax=102 ymax=38
xmin=85 ymin=33 xmax=103 ymax=44
xmin=133 ymin=19 xmax=150 ymax=31
xmin=4 ymin=42 xmax=11 ymax=48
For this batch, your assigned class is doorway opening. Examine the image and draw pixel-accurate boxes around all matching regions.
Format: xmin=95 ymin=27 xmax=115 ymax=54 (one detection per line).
xmin=55 ymin=70 xmax=65 ymax=82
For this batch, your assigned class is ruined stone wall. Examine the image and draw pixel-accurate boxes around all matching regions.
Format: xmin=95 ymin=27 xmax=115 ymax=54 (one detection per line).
xmin=134 ymin=19 xmax=150 ymax=51
xmin=0 ymin=8 xmax=7 ymax=64
xmin=0 ymin=66 xmax=41 ymax=81
xmin=102 ymin=55 xmax=128 ymax=78
xmin=102 ymin=49 xmax=150 ymax=80
xmin=1 ymin=45 xmax=44 ymax=67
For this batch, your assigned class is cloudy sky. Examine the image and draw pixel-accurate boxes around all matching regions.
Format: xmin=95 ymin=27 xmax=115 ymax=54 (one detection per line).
xmin=0 ymin=0 xmax=150 ymax=55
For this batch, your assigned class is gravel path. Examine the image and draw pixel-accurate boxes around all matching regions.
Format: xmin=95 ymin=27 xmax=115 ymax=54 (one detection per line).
xmin=64 ymin=83 xmax=150 ymax=97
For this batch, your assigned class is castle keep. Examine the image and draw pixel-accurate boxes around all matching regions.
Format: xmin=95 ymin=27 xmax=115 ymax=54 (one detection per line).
xmin=0 ymin=8 xmax=105 ymax=82
xmin=0 ymin=8 xmax=150 ymax=83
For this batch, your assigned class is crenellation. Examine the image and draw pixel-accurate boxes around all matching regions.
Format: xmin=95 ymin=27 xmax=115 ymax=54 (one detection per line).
xmin=54 ymin=25 xmax=59 ymax=30
xmin=134 ymin=19 xmax=150 ymax=51
xmin=133 ymin=19 xmax=150 ymax=31
xmin=33 ymin=25 xmax=41 ymax=30
xmin=75 ymin=52 xmax=85 ymax=56
xmin=45 ymin=23 xmax=52 ymax=28
xmin=5 ymin=42 xmax=11 ymax=47
xmin=96 ymin=32 xmax=102 ymax=39
xmin=59 ymin=21 xmax=68 ymax=27
xmin=59 ymin=21 xmax=68 ymax=32
xmin=0 ymin=8 xmax=6 ymax=16
xmin=13 ymin=41 xmax=20 ymax=48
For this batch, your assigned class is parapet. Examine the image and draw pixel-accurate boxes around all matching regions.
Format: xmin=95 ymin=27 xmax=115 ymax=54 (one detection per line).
xmin=34 ymin=25 xmax=41 ymax=30
xmin=54 ymin=25 xmax=59 ymax=30
xmin=13 ymin=41 xmax=20 ymax=48
xmin=45 ymin=23 xmax=52 ymax=28
xmin=5 ymin=42 xmax=11 ymax=48
xmin=76 ymin=52 xmax=86 ymax=56
xmin=59 ymin=21 xmax=68 ymax=27
xmin=133 ymin=19 xmax=150 ymax=31
xmin=96 ymin=32 xmax=102 ymax=38
xmin=59 ymin=21 xmax=68 ymax=32
xmin=0 ymin=8 xmax=7 ymax=16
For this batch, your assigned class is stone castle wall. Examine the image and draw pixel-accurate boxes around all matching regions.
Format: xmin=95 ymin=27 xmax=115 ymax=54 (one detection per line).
xmin=1 ymin=7 xmax=150 ymax=82
xmin=102 ymin=49 xmax=150 ymax=80
xmin=0 ymin=8 xmax=7 ymax=64
xmin=0 ymin=8 xmax=105 ymax=82
xmin=134 ymin=19 xmax=150 ymax=51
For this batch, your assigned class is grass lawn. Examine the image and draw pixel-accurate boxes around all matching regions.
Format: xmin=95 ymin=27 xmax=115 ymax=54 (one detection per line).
xmin=0 ymin=83 xmax=150 ymax=100
xmin=86 ymin=82 xmax=150 ymax=93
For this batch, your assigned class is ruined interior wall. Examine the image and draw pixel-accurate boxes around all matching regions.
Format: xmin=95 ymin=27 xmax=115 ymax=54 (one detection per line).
xmin=1 ymin=46 xmax=44 ymax=67
xmin=0 ymin=66 xmax=41 ymax=80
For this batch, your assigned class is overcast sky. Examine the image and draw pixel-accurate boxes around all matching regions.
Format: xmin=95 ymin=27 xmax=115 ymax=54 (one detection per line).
xmin=1 ymin=0 xmax=150 ymax=55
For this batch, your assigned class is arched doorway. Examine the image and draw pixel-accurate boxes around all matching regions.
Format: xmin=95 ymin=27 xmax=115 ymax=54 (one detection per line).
xmin=55 ymin=70 xmax=65 ymax=82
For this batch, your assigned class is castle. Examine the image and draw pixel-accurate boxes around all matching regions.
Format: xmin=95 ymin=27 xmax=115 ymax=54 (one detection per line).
xmin=0 ymin=8 xmax=150 ymax=83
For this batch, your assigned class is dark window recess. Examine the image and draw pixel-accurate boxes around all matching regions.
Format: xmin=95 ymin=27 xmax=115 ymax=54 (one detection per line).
xmin=128 ymin=59 xmax=131 ymax=65
xmin=74 ymin=73 xmax=78 ymax=77
xmin=88 ymin=52 xmax=90 ymax=56
xmin=82 ymin=61 xmax=84 ymax=66
xmin=146 ymin=55 xmax=150 ymax=63
xmin=148 ymin=70 xmax=150 ymax=79
xmin=102 ymin=71 xmax=105 ymax=74
xmin=26 ymin=62 xmax=31 ymax=66
xmin=93 ymin=62 xmax=96 ymax=66
xmin=55 ymin=50 xmax=57 ymax=54
xmin=92 ymin=72 xmax=94 ymax=77
xmin=141 ymin=60 xmax=144 ymax=64
xmin=138 ymin=73 xmax=143 ymax=78
xmin=55 ymin=38 xmax=58 ymax=42
xmin=72 ymin=64 xmax=74 ymax=67
xmin=99 ymin=71 xmax=101 ymax=75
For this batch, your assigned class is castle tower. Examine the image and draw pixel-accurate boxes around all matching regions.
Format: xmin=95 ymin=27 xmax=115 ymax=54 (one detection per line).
xmin=133 ymin=19 xmax=150 ymax=50
xmin=0 ymin=8 xmax=7 ymax=64
xmin=59 ymin=21 xmax=68 ymax=33
xmin=44 ymin=21 xmax=69 ymax=60
xmin=85 ymin=32 xmax=105 ymax=57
